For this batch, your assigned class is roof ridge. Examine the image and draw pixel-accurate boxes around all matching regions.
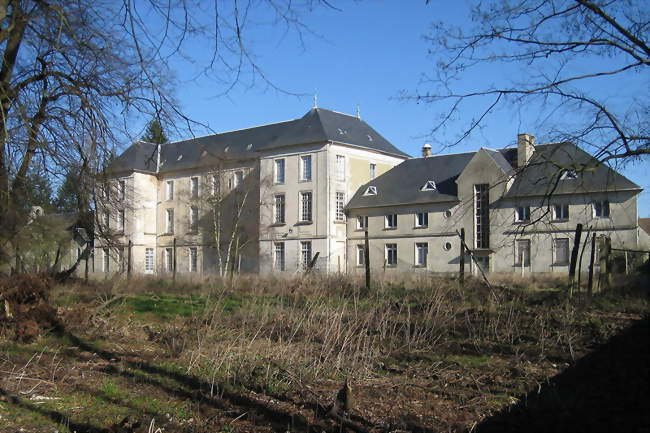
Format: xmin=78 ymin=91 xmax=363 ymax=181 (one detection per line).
xmin=312 ymin=107 xmax=361 ymax=120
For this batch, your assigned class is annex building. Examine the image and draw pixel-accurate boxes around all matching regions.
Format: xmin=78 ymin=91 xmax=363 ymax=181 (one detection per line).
xmin=95 ymin=107 xmax=647 ymax=276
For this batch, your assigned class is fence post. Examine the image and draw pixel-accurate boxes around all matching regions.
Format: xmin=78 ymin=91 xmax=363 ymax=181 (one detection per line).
xmin=598 ymin=235 xmax=611 ymax=291
xmin=127 ymin=239 xmax=132 ymax=279
xmin=459 ymin=228 xmax=465 ymax=287
xmin=364 ymin=229 xmax=371 ymax=290
xmin=173 ymin=237 xmax=177 ymax=282
xmin=577 ymin=227 xmax=592 ymax=292
xmin=588 ymin=233 xmax=596 ymax=299
xmin=568 ymin=223 xmax=583 ymax=296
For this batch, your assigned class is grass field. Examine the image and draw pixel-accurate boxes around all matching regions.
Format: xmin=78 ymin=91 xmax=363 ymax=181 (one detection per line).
xmin=0 ymin=273 xmax=648 ymax=432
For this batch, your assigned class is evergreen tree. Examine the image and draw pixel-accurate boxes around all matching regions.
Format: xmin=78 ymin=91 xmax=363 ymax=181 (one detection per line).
xmin=142 ymin=118 xmax=169 ymax=144
xmin=19 ymin=168 xmax=54 ymax=211
xmin=55 ymin=170 xmax=82 ymax=213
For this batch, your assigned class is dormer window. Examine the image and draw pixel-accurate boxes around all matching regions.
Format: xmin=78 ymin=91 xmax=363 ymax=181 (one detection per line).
xmin=421 ymin=180 xmax=437 ymax=191
xmin=561 ymin=170 xmax=578 ymax=180
xmin=363 ymin=186 xmax=377 ymax=196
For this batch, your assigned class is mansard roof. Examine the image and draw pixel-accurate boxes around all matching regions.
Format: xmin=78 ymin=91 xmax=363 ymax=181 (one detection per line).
xmin=106 ymin=108 xmax=408 ymax=175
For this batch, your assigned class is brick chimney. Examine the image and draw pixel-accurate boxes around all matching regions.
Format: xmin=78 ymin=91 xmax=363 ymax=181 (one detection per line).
xmin=517 ymin=133 xmax=535 ymax=168
xmin=422 ymin=143 xmax=432 ymax=158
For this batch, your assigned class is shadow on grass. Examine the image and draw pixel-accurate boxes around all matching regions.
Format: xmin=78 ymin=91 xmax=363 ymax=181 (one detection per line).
xmin=474 ymin=315 xmax=649 ymax=432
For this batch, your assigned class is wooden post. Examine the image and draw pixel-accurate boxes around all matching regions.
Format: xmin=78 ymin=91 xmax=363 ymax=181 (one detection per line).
xmin=624 ymin=251 xmax=629 ymax=275
xmin=568 ymin=223 xmax=583 ymax=295
xmin=173 ymin=237 xmax=177 ymax=282
xmin=459 ymin=228 xmax=465 ymax=287
xmin=597 ymin=235 xmax=611 ymax=291
xmin=587 ymin=233 xmax=596 ymax=299
xmin=127 ymin=239 xmax=132 ymax=279
xmin=364 ymin=229 xmax=371 ymax=290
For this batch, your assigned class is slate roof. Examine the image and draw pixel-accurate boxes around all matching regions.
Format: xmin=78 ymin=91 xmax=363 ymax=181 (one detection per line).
xmin=106 ymin=108 xmax=408 ymax=175
xmin=346 ymin=151 xmax=477 ymax=209
xmin=639 ymin=218 xmax=650 ymax=236
xmin=505 ymin=142 xmax=641 ymax=197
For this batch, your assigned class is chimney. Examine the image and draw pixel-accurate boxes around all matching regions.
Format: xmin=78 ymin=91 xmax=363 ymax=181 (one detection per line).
xmin=422 ymin=143 xmax=432 ymax=158
xmin=517 ymin=133 xmax=535 ymax=168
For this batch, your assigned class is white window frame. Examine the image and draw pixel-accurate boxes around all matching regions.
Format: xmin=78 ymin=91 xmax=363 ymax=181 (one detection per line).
xmin=553 ymin=204 xmax=569 ymax=221
xmin=190 ymin=177 xmax=199 ymax=198
xmin=593 ymin=200 xmax=610 ymax=218
xmin=233 ymin=170 xmax=244 ymax=188
xmin=336 ymin=155 xmax=345 ymax=181
xmin=420 ymin=180 xmax=437 ymax=191
xmin=274 ymin=242 xmax=285 ymax=271
xmin=415 ymin=242 xmax=428 ymax=267
xmin=300 ymin=241 xmax=312 ymax=269
xmin=385 ymin=243 xmax=397 ymax=266
xmin=274 ymin=194 xmax=285 ymax=224
xmin=189 ymin=206 xmax=199 ymax=232
xmin=274 ymin=159 xmax=285 ymax=184
xmin=118 ymin=179 xmax=126 ymax=201
xmin=145 ymin=248 xmax=154 ymax=273
xmin=210 ymin=174 xmax=219 ymax=196
xmin=300 ymin=155 xmax=312 ymax=181
xmin=189 ymin=247 xmax=198 ymax=272
xmin=166 ymin=180 xmax=174 ymax=201
xmin=554 ymin=238 xmax=570 ymax=265
xmin=385 ymin=214 xmax=397 ymax=229
xmin=117 ymin=209 xmax=125 ymax=233
xmin=166 ymin=208 xmax=174 ymax=234
xmin=103 ymin=211 xmax=110 ymax=230
xmin=356 ymin=245 xmax=365 ymax=266
xmin=515 ymin=239 xmax=531 ymax=267
xmin=300 ymin=191 xmax=313 ymax=222
xmin=356 ymin=215 xmax=368 ymax=230
xmin=415 ymin=212 xmax=428 ymax=228
xmin=363 ymin=186 xmax=377 ymax=196
xmin=515 ymin=206 xmax=531 ymax=222
xmin=335 ymin=192 xmax=345 ymax=222
xmin=369 ymin=163 xmax=376 ymax=180
xmin=164 ymin=247 xmax=173 ymax=272
xmin=102 ymin=248 xmax=110 ymax=273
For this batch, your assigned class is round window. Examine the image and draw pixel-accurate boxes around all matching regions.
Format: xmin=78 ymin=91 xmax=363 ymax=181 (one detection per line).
xmin=444 ymin=210 xmax=452 ymax=218
xmin=443 ymin=241 xmax=452 ymax=251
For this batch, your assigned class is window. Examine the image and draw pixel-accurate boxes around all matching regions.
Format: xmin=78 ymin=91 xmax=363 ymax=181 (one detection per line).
xmin=117 ymin=209 xmax=125 ymax=233
xmin=415 ymin=243 xmax=428 ymax=267
xmin=300 ymin=155 xmax=312 ymax=181
xmin=335 ymin=192 xmax=345 ymax=221
xmin=102 ymin=182 xmax=110 ymax=200
xmin=369 ymin=163 xmax=376 ymax=180
xmin=102 ymin=248 xmax=110 ymax=273
xmin=102 ymin=211 xmax=110 ymax=229
xmin=189 ymin=206 xmax=199 ymax=232
xmin=385 ymin=214 xmax=397 ymax=229
xmin=165 ymin=248 xmax=173 ymax=272
xmin=420 ymin=180 xmax=437 ymax=191
xmin=443 ymin=241 xmax=452 ymax=251
xmin=274 ymin=242 xmax=285 ymax=271
xmin=554 ymin=238 xmax=570 ymax=265
xmin=234 ymin=170 xmax=244 ymax=187
xmin=561 ymin=169 xmax=578 ymax=180
xmin=515 ymin=206 xmax=531 ymax=222
xmin=166 ymin=208 xmax=174 ymax=234
xmin=553 ymin=204 xmax=569 ymax=220
xmin=300 ymin=241 xmax=312 ymax=269
xmin=166 ymin=180 xmax=174 ymax=200
xmin=269 ymin=194 xmax=283 ymax=224
xmin=336 ymin=155 xmax=345 ymax=180
xmin=211 ymin=174 xmax=219 ymax=196
xmin=190 ymin=177 xmax=199 ymax=198
xmin=515 ymin=239 xmax=531 ymax=267
xmin=363 ymin=186 xmax=377 ymax=196
xmin=385 ymin=244 xmax=397 ymax=266
xmin=145 ymin=248 xmax=154 ymax=273
xmin=415 ymin=212 xmax=428 ymax=228
xmin=594 ymin=200 xmax=610 ymax=218
xmin=444 ymin=209 xmax=452 ymax=219
xmin=274 ymin=159 xmax=285 ymax=184
xmin=189 ymin=247 xmax=198 ymax=272
xmin=356 ymin=216 xmax=368 ymax=230
xmin=356 ymin=245 xmax=365 ymax=266
xmin=300 ymin=191 xmax=312 ymax=222
xmin=118 ymin=180 xmax=126 ymax=201
xmin=118 ymin=247 xmax=125 ymax=273
xmin=475 ymin=184 xmax=489 ymax=248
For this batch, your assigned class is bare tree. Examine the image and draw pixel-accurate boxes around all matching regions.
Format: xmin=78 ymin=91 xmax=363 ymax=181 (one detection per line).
xmin=413 ymin=0 xmax=649 ymax=164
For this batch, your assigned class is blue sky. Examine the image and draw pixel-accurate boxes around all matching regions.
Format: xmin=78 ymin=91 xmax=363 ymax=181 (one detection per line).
xmin=154 ymin=1 xmax=649 ymax=216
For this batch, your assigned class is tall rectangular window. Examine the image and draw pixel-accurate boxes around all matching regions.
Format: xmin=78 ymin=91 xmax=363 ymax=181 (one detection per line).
xmin=515 ymin=206 xmax=531 ymax=222
xmin=189 ymin=206 xmax=199 ymax=232
xmin=369 ymin=163 xmax=376 ymax=180
xmin=357 ymin=215 xmax=368 ymax=230
xmin=415 ymin=212 xmax=428 ymax=228
xmin=554 ymin=238 xmax=570 ymax=265
xmin=190 ymin=177 xmax=199 ymax=198
xmin=274 ymin=194 xmax=285 ymax=224
xmin=165 ymin=247 xmax=173 ymax=272
xmin=356 ymin=245 xmax=365 ymax=266
xmin=102 ymin=248 xmax=110 ymax=273
xmin=300 ymin=241 xmax=312 ymax=268
xmin=118 ymin=247 xmax=125 ymax=273
xmin=189 ymin=247 xmax=198 ymax=272
xmin=234 ymin=170 xmax=244 ymax=187
xmin=553 ymin=204 xmax=569 ymax=220
xmin=166 ymin=208 xmax=174 ymax=234
xmin=415 ymin=243 xmax=428 ymax=266
xmin=385 ymin=214 xmax=397 ymax=229
xmin=274 ymin=159 xmax=285 ymax=184
xmin=118 ymin=180 xmax=126 ymax=201
xmin=211 ymin=174 xmax=219 ymax=196
xmin=474 ymin=184 xmax=490 ymax=248
xmin=166 ymin=180 xmax=174 ymax=200
xmin=336 ymin=155 xmax=345 ymax=180
xmin=335 ymin=192 xmax=345 ymax=221
xmin=515 ymin=239 xmax=531 ymax=267
xmin=385 ymin=244 xmax=397 ymax=266
xmin=103 ymin=211 xmax=110 ymax=229
xmin=274 ymin=242 xmax=285 ymax=271
xmin=145 ymin=248 xmax=154 ymax=273
xmin=300 ymin=155 xmax=312 ymax=181
xmin=300 ymin=191 xmax=312 ymax=222
xmin=117 ymin=209 xmax=125 ymax=233
xmin=594 ymin=200 xmax=610 ymax=218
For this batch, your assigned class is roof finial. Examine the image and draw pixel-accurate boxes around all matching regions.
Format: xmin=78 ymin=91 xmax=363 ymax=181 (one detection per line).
xmin=356 ymin=103 xmax=361 ymax=120
xmin=313 ymin=92 xmax=318 ymax=109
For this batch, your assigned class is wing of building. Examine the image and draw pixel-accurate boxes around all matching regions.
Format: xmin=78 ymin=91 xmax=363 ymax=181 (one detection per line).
xmin=92 ymin=110 xmax=645 ymax=277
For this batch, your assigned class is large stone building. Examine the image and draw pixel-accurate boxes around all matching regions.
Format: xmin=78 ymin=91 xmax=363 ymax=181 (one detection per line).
xmin=94 ymin=108 xmax=645 ymax=276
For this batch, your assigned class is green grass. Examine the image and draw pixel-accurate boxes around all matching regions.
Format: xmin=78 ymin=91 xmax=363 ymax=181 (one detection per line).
xmin=126 ymin=293 xmax=206 ymax=318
